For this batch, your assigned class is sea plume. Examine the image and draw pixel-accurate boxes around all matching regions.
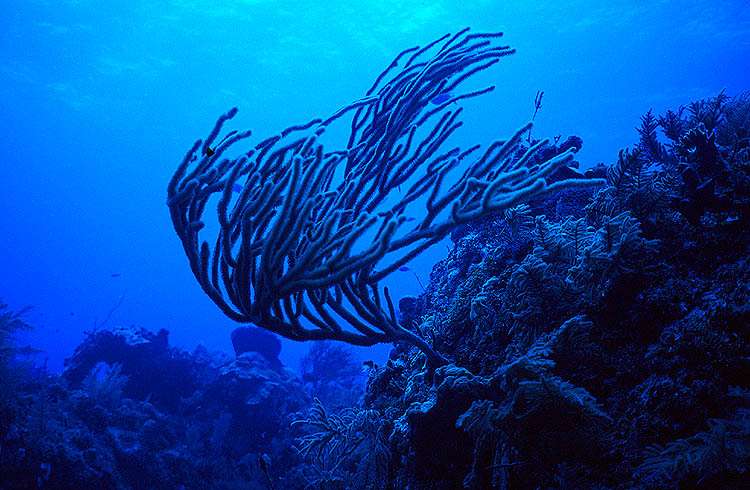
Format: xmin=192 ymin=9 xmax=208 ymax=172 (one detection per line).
xmin=167 ymin=29 xmax=602 ymax=365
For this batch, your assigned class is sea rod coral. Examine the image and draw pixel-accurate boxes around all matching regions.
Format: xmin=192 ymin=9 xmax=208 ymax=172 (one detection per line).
xmin=167 ymin=29 xmax=601 ymax=364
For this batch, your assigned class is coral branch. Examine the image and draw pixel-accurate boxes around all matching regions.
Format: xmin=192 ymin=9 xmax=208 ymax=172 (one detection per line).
xmin=167 ymin=29 xmax=604 ymax=365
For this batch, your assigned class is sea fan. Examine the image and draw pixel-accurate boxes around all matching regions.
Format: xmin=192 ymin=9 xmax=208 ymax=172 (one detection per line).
xmin=636 ymin=408 xmax=750 ymax=486
xmin=568 ymin=212 xmax=659 ymax=301
xmin=293 ymin=399 xmax=390 ymax=488
xmin=81 ymin=362 xmax=128 ymax=409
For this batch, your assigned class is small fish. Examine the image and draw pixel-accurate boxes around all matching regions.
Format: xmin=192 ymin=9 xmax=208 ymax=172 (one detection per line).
xmin=430 ymin=92 xmax=454 ymax=105
xmin=110 ymin=273 xmax=121 ymax=278
xmin=204 ymin=146 xmax=215 ymax=157
xmin=403 ymin=216 xmax=417 ymax=222
xmin=398 ymin=266 xmax=411 ymax=272
xmin=232 ymin=183 xmax=243 ymax=193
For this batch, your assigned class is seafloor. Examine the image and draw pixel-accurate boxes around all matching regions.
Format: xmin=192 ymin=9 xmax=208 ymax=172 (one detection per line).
xmin=2 ymin=91 xmax=749 ymax=489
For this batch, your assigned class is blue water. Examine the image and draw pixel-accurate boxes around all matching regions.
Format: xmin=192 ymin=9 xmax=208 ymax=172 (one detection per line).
xmin=2 ymin=0 xmax=749 ymax=371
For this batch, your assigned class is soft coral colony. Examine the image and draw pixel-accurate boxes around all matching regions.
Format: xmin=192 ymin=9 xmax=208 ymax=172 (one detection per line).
xmin=0 ymin=29 xmax=748 ymax=490
xmin=164 ymin=29 xmax=750 ymax=487
xmin=166 ymin=29 xmax=604 ymax=366
xmin=300 ymin=91 xmax=750 ymax=487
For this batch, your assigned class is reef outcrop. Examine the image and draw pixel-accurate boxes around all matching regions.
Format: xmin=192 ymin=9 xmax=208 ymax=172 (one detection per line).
xmin=1 ymin=88 xmax=748 ymax=489
xmin=291 ymin=91 xmax=750 ymax=489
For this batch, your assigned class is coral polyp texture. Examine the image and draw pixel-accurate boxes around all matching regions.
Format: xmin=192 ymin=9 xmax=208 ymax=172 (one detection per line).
xmin=167 ymin=29 xmax=601 ymax=362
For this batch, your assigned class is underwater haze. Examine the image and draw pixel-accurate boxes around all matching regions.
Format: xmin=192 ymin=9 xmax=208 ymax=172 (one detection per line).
xmin=2 ymin=1 xmax=750 ymax=488
xmin=2 ymin=0 xmax=748 ymax=370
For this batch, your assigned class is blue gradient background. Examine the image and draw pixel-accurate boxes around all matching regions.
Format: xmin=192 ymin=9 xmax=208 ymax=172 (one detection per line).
xmin=2 ymin=0 xmax=749 ymax=371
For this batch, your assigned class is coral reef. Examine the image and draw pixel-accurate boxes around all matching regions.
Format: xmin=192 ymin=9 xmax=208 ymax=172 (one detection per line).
xmin=167 ymin=29 xmax=601 ymax=364
xmin=0 ymin=303 xmax=34 ymax=444
xmin=289 ymin=91 xmax=750 ymax=488
xmin=231 ymin=326 xmax=283 ymax=370
xmin=2 ymin=82 xmax=749 ymax=490
xmin=1 ymin=324 xmax=312 ymax=489
xmin=299 ymin=341 xmax=365 ymax=409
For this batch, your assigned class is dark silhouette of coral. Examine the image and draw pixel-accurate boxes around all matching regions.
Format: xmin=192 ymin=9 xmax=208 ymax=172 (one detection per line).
xmin=231 ymin=325 xmax=283 ymax=369
xmin=167 ymin=29 xmax=602 ymax=365
xmin=2 ymin=87 xmax=749 ymax=490
xmin=292 ymin=91 xmax=750 ymax=488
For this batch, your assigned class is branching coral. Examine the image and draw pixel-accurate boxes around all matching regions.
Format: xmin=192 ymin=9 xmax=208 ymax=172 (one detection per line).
xmin=0 ymin=302 xmax=33 ymax=434
xmin=167 ymin=28 xmax=603 ymax=364
xmin=637 ymin=406 xmax=750 ymax=487
xmin=292 ymin=398 xmax=390 ymax=488
xmin=450 ymin=316 xmax=611 ymax=487
xmin=0 ymin=302 xmax=32 ymax=368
